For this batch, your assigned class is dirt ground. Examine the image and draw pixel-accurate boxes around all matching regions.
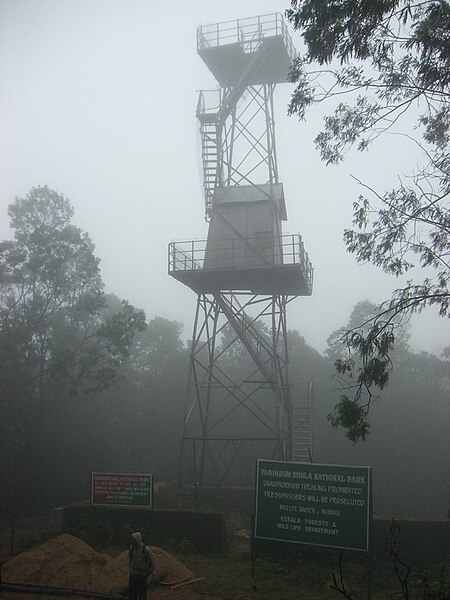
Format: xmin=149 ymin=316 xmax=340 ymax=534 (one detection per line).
xmin=0 ymin=522 xmax=232 ymax=600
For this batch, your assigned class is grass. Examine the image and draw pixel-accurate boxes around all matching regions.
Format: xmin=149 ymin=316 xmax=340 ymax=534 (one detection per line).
xmin=87 ymin=506 xmax=444 ymax=600
xmin=170 ymin=536 xmax=401 ymax=600
xmin=168 ymin=531 xmax=448 ymax=599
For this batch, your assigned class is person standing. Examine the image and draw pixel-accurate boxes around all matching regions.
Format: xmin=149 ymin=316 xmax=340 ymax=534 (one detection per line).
xmin=128 ymin=532 xmax=155 ymax=600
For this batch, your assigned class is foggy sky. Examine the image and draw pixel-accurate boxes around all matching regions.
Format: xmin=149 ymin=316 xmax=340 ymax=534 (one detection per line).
xmin=1 ymin=0 xmax=448 ymax=356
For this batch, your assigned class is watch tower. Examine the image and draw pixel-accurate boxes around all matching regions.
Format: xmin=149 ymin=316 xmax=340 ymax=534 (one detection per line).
xmin=169 ymin=14 xmax=313 ymax=493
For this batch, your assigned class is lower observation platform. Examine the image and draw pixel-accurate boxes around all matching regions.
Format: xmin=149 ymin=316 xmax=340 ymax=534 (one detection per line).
xmin=168 ymin=234 xmax=313 ymax=296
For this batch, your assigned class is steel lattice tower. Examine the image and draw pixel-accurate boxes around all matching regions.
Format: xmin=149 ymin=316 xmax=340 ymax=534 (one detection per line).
xmin=168 ymin=14 xmax=313 ymax=494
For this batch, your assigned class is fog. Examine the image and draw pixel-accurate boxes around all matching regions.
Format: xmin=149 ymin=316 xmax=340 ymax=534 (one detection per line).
xmin=1 ymin=0 xmax=448 ymax=355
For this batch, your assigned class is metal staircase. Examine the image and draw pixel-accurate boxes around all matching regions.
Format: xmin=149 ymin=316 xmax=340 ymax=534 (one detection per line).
xmin=198 ymin=118 xmax=219 ymax=214
xmin=197 ymin=44 xmax=267 ymax=218
xmin=292 ymin=383 xmax=313 ymax=462
xmin=214 ymin=293 xmax=275 ymax=387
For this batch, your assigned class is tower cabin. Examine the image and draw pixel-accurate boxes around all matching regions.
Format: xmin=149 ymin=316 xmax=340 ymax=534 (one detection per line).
xmin=168 ymin=14 xmax=313 ymax=296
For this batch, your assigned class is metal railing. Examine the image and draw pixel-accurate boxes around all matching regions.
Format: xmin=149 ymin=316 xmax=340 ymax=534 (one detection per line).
xmin=196 ymin=89 xmax=222 ymax=121
xmin=197 ymin=13 xmax=297 ymax=62
xmin=168 ymin=233 xmax=313 ymax=290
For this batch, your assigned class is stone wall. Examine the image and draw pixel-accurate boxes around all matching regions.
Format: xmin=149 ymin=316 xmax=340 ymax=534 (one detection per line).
xmin=63 ymin=505 xmax=226 ymax=552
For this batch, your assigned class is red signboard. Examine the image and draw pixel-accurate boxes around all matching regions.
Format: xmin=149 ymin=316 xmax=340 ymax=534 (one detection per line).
xmin=91 ymin=472 xmax=153 ymax=508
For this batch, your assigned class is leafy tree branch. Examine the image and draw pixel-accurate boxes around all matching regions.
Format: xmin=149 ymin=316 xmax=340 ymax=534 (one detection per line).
xmin=286 ymin=0 xmax=449 ymax=440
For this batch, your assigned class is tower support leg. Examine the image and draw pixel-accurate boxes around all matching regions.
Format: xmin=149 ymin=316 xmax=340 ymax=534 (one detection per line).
xmin=179 ymin=292 xmax=293 ymax=494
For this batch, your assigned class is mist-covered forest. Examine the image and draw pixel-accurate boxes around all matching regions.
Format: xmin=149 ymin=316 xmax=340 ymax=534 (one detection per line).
xmin=1 ymin=187 xmax=449 ymax=519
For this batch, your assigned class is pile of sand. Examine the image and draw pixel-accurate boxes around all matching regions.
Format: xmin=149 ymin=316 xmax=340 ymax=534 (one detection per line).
xmin=115 ymin=547 xmax=193 ymax=584
xmin=3 ymin=534 xmax=193 ymax=593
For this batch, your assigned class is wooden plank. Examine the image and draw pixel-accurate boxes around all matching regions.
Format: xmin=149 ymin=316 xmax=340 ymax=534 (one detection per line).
xmin=170 ymin=577 xmax=205 ymax=590
xmin=158 ymin=576 xmax=192 ymax=587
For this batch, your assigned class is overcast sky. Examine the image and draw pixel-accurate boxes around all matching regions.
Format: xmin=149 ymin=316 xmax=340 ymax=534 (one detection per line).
xmin=1 ymin=0 xmax=448 ymax=356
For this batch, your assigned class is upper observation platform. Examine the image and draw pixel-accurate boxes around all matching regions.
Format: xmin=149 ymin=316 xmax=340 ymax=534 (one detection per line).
xmin=168 ymin=234 xmax=313 ymax=296
xmin=197 ymin=13 xmax=297 ymax=87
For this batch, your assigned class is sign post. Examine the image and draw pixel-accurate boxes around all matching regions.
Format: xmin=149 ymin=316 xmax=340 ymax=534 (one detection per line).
xmin=91 ymin=473 xmax=153 ymax=509
xmin=255 ymin=459 xmax=371 ymax=551
xmin=254 ymin=460 xmax=372 ymax=598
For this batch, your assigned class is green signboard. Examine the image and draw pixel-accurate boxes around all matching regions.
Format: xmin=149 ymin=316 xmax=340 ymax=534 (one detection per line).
xmin=91 ymin=473 xmax=153 ymax=508
xmin=255 ymin=460 xmax=371 ymax=551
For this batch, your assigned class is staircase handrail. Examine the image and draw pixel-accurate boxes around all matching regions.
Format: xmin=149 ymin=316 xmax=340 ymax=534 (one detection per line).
xmin=215 ymin=293 xmax=275 ymax=387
